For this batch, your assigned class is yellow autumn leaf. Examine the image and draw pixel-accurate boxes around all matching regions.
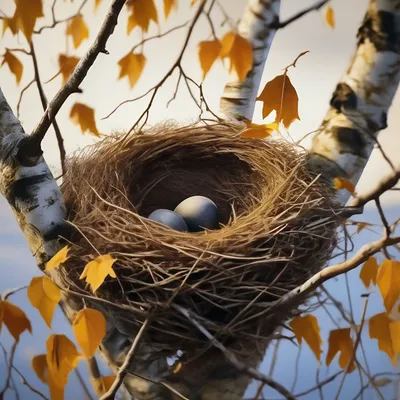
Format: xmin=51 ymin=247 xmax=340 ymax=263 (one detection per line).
xmin=333 ymin=177 xmax=355 ymax=193
xmin=2 ymin=17 xmax=18 ymax=37
xmin=1 ymin=50 xmax=23 ymax=85
xmin=359 ymin=257 xmax=379 ymax=289
xmin=118 ymin=52 xmax=146 ymax=88
xmin=92 ymin=375 xmax=116 ymax=395
xmin=1 ymin=300 xmax=32 ymax=341
xmin=70 ymin=102 xmax=100 ymax=137
xmin=240 ymin=121 xmax=280 ymax=139
xmin=369 ymin=312 xmax=400 ymax=365
xmin=27 ymin=276 xmax=61 ymax=328
xmin=46 ymin=334 xmax=81 ymax=388
xmin=127 ymin=0 xmax=158 ymax=34
xmin=325 ymin=6 xmax=335 ymax=29
xmin=326 ymin=328 xmax=356 ymax=372
xmin=198 ymin=39 xmax=222 ymax=79
xmin=73 ymin=308 xmax=106 ymax=358
xmin=191 ymin=0 xmax=198 ymax=4
xmin=290 ymin=314 xmax=322 ymax=362
xmin=46 ymin=246 xmax=70 ymax=271
xmin=13 ymin=0 xmax=44 ymax=41
xmin=66 ymin=15 xmax=89 ymax=49
xmin=220 ymin=31 xmax=253 ymax=82
xmin=32 ymin=354 xmax=65 ymax=399
xmin=31 ymin=354 xmax=48 ymax=383
xmin=79 ymin=254 xmax=117 ymax=293
xmin=94 ymin=0 xmax=101 ymax=10
xmin=377 ymin=260 xmax=400 ymax=313
xmin=257 ymin=73 xmax=300 ymax=128
xmin=58 ymin=54 xmax=80 ymax=84
xmin=164 ymin=0 xmax=177 ymax=18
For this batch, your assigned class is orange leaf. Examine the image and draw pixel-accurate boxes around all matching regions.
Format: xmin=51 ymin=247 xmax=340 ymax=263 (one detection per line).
xmin=359 ymin=257 xmax=379 ymax=288
xmin=369 ymin=312 xmax=400 ymax=365
xmin=94 ymin=0 xmax=101 ymax=10
xmin=79 ymin=254 xmax=117 ymax=293
xmin=164 ymin=0 xmax=177 ymax=18
xmin=27 ymin=276 xmax=61 ymax=328
xmin=93 ymin=375 xmax=116 ymax=395
xmin=257 ymin=73 xmax=300 ymax=128
xmin=290 ymin=315 xmax=322 ymax=361
xmin=46 ymin=246 xmax=70 ymax=271
xmin=326 ymin=328 xmax=356 ymax=372
xmin=333 ymin=177 xmax=355 ymax=193
xmin=31 ymin=354 xmax=48 ymax=383
xmin=377 ymin=260 xmax=400 ymax=313
xmin=46 ymin=334 xmax=81 ymax=389
xmin=127 ymin=0 xmax=158 ymax=34
xmin=191 ymin=0 xmax=198 ymax=4
xmin=325 ymin=6 xmax=335 ymax=29
xmin=118 ymin=52 xmax=146 ymax=88
xmin=66 ymin=15 xmax=89 ymax=49
xmin=32 ymin=354 xmax=65 ymax=399
xmin=73 ymin=308 xmax=106 ymax=358
xmin=2 ymin=17 xmax=18 ymax=36
xmin=70 ymin=102 xmax=100 ymax=137
xmin=58 ymin=54 xmax=80 ymax=84
xmin=2 ymin=300 xmax=32 ymax=341
xmin=13 ymin=0 xmax=44 ymax=41
xmin=198 ymin=39 xmax=222 ymax=79
xmin=1 ymin=50 xmax=23 ymax=85
xmin=220 ymin=32 xmax=253 ymax=82
xmin=240 ymin=121 xmax=279 ymax=139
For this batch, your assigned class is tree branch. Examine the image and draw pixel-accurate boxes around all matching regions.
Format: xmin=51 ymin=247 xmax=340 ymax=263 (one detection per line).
xmin=29 ymin=41 xmax=66 ymax=175
xmin=219 ymin=0 xmax=280 ymax=120
xmin=99 ymin=318 xmax=150 ymax=400
xmin=308 ymin=0 xmax=400 ymax=204
xmin=174 ymin=304 xmax=296 ymax=400
xmin=24 ymin=0 xmax=128 ymax=161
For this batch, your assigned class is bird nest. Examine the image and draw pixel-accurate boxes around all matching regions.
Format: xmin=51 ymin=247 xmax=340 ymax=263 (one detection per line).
xmin=59 ymin=122 xmax=339 ymax=356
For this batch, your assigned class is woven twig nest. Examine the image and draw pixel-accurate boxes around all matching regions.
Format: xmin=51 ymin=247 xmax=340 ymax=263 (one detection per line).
xmin=60 ymin=123 xmax=339 ymax=356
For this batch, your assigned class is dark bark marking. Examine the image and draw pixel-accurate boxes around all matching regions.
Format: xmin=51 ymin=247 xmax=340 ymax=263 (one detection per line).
xmin=358 ymin=9 xmax=400 ymax=54
xmin=330 ymin=83 xmax=358 ymax=111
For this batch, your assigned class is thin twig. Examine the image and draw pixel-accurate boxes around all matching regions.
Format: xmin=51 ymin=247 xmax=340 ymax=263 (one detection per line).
xmin=174 ymin=304 xmax=295 ymax=400
xmin=99 ymin=318 xmax=150 ymax=400
xmin=273 ymin=0 xmax=330 ymax=29
xmin=26 ymin=0 xmax=128 ymax=159
xmin=335 ymin=295 xmax=369 ymax=399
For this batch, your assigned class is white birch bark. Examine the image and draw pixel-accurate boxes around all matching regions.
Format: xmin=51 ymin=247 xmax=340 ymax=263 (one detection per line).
xmin=309 ymin=0 xmax=400 ymax=204
xmin=219 ymin=0 xmax=281 ymax=121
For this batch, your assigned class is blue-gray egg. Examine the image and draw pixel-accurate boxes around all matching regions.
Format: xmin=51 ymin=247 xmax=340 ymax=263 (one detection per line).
xmin=174 ymin=196 xmax=219 ymax=232
xmin=147 ymin=209 xmax=188 ymax=232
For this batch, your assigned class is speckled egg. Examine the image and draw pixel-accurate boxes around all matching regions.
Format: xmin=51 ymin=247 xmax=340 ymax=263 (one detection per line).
xmin=174 ymin=196 xmax=219 ymax=232
xmin=148 ymin=209 xmax=188 ymax=232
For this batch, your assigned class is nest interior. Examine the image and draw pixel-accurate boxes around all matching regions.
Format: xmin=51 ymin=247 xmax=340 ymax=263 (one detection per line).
xmin=60 ymin=123 xmax=339 ymax=355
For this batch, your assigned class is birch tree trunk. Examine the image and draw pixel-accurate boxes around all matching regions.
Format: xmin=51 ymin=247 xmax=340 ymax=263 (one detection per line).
xmin=309 ymin=0 xmax=400 ymax=203
xmin=219 ymin=0 xmax=280 ymax=120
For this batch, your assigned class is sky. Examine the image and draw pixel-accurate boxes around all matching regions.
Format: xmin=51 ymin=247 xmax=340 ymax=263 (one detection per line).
xmin=0 ymin=0 xmax=400 ymax=399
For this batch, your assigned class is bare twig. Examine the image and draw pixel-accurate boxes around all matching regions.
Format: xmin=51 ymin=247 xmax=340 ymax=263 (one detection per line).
xmin=12 ymin=366 xmax=48 ymax=400
xmin=26 ymin=0 xmax=128 ymax=160
xmin=174 ymin=304 xmax=295 ymax=400
xmin=294 ymin=371 xmax=343 ymax=397
xmin=265 ymin=234 xmax=400 ymax=315
xmin=273 ymin=0 xmax=330 ymax=29
xmin=335 ymin=296 xmax=369 ymax=399
xmin=34 ymin=0 xmax=89 ymax=34
xmin=0 ymin=341 xmax=18 ymax=397
xmin=16 ymin=79 xmax=35 ymax=117
xmin=99 ymin=318 xmax=150 ymax=400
